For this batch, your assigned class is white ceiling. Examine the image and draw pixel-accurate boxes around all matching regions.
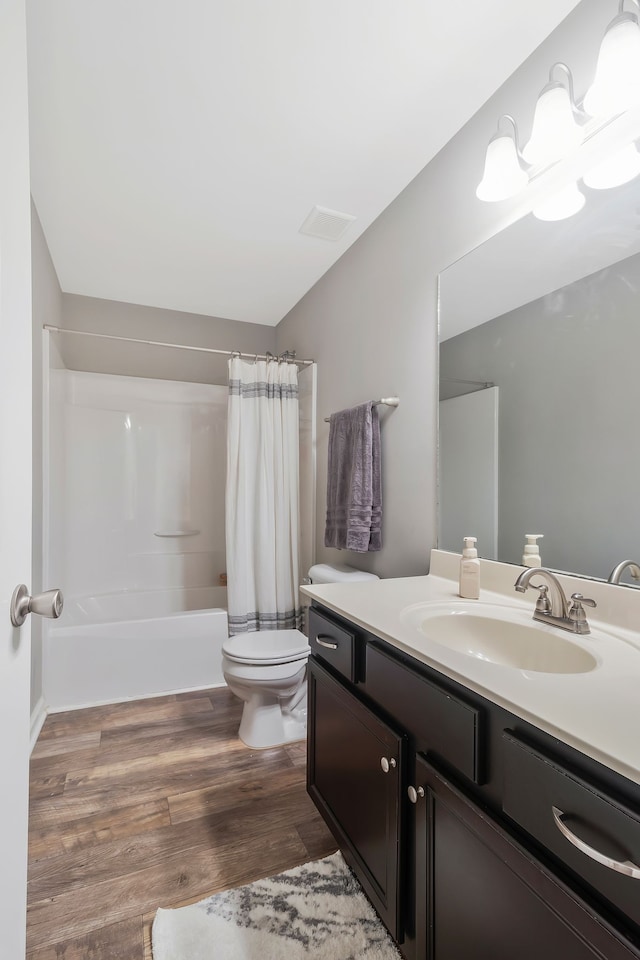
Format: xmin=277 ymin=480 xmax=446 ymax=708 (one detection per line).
xmin=27 ymin=1 xmax=582 ymax=326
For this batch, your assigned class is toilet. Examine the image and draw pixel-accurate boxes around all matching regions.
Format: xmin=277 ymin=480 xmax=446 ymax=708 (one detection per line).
xmin=222 ymin=563 xmax=379 ymax=749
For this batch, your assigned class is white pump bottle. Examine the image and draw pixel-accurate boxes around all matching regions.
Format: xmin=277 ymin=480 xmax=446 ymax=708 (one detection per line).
xmin=522 ymin=534 xmax=543 ymax=567
xmin=459 ymin=537 xmax=480 ymax=599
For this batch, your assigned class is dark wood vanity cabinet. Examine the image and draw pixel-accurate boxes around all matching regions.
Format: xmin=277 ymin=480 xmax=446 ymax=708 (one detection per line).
xmin=306 ymin=601 xmax=640 ymax=960
xmin=307 ymin=657 xmax=405 ymax=940
xmin=414 ymin=756 xmax=636 ymax=960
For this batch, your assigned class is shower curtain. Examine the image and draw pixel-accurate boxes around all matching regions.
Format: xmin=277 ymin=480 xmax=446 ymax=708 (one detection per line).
xmin=225 ymin=357 xmax=302 ymax=634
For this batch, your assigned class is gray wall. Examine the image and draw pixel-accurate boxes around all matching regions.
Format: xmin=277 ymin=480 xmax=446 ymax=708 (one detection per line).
xmin=275 ymin=0 xmax=607 ymax=578
xmin=60 ymin=294 xmax=278 ymax=386
xmin=31 ymin=202 xmax=63 ymax=713
xmin=440 ymin=249 xmax=640 ymax=581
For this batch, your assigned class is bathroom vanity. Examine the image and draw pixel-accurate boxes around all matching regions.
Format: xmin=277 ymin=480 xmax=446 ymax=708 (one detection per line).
xmin=302 ymin=554 xmax=640 ymax=960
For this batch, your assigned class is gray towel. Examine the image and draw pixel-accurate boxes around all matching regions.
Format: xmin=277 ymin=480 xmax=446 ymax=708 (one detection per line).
xmin=324 ymin=402 xmax=382 ymax=552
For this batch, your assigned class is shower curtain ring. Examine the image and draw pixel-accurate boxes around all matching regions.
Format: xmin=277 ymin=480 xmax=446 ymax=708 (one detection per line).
xmin=230 ymin=349 xmax=241 ymax=359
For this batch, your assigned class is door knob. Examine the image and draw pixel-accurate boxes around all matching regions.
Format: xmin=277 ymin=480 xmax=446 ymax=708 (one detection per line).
xmin=10 ymin=584 xmax=64 ymax=627
xmin=408 ymin=785 xmax=425 ymax=804
xmin=380 ymin=757 xmax=397 ymax=773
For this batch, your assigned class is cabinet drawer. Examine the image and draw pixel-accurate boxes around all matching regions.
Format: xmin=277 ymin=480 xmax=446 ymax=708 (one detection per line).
xmin=366 ymin=643 xmax=483 ymax=784
xmin=308 ymin=607 xmax=359 ymax=682
xmin=503 ymin=732 xmax=640 ymax=932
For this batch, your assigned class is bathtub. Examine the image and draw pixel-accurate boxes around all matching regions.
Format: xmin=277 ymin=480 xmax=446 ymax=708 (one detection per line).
xmin=44 ymin=587 xmax=229 ymax=711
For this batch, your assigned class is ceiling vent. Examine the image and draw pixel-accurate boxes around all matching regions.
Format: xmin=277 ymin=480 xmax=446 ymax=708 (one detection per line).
xmin=299 ymin=205 xmax=356 ymax=241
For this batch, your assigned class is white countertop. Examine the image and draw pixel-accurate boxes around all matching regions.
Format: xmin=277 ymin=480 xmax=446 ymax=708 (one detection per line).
xmin=302 ymin=551 xmax=640 ymax=786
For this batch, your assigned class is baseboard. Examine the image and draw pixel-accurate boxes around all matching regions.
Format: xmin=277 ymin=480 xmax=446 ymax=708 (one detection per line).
xmin=30 ymin=696 xmax=47 ymax=752
xmin=45 ymin=680 xmax=228 ymax=714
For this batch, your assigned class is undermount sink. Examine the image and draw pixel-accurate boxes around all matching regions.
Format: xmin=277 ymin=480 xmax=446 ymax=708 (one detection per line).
xmin=399 ymin=601 xmax=599 ymax=674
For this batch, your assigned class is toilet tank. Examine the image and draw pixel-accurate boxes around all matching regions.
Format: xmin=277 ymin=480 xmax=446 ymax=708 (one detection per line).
xmin=301 ymin=564 xmax=379 ymax=635
xmin=307 ymin=563 xmax=379 ymax=583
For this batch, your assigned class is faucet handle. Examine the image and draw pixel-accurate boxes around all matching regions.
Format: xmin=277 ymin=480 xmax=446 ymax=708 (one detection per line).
xmin=532 ymin=583 xmax=552 ymax=614
xmin=570 ymin=593 xmax=597 ymax=609
xmin=568 ymin=593 xmax=597 ymax=630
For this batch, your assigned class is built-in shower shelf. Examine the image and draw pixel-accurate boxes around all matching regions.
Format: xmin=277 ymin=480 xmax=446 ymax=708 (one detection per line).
xmin=153 ymin=530 xmax=200 ymax=538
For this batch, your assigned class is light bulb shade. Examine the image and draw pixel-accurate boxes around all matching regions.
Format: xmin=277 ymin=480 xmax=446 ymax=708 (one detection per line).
xmin=533 ymin=182 xmax=586 ymax=221
xmin=583 ymin=142 xmax=640 ymax=188
xmin=522 ymin=84 xmax=584 ymax=165
xmin=583 ymin=13 xmax=640 ymax=117
xmin=476 ymin=134 xmax=528 ymax=202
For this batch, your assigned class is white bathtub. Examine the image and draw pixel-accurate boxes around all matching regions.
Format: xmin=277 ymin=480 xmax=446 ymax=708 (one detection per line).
xmin=60 ymin=585 xmax=228 ymax=626
xmin=45 ymin=588 xmax=229 ymax=711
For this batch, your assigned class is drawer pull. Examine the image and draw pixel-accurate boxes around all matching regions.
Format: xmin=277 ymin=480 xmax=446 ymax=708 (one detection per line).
xmin=380 ymin=757 xmax=397 ymax=774
xmin=316 ymin=634 xmax=339 ymax=650
xmin=552 ymin=806 xmax=640 ymax=879
xmin=408 ymin=785 xmax=425 ymax=804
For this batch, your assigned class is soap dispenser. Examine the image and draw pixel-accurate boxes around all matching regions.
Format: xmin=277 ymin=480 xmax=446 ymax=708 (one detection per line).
xmin=522 ymin=534 xmax=543 ymax=567
xmin=459 ymin=537 xmax=480 ymax=599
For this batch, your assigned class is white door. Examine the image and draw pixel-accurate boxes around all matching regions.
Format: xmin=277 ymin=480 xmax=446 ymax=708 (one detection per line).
xmin=438 ymin=387 xmax=499 ymax=560
xmin=0 ymin=0 xmax=33 ymax=956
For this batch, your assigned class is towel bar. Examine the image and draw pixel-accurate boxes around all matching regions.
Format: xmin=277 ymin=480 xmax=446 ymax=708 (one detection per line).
xmin=324 ymin=397 xmax=399 ymax=422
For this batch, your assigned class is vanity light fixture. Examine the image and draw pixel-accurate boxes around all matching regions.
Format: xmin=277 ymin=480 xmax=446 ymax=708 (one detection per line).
xmin=522 ymin=64 xmax=585 ymax=166
xmin=583 ymin=0 xmax=640 ymax=118
xmin=476 ymin=0 xmax=640 ymax=220
xmin=583 ymin=141 xmax=640 ymax=188
xmin=531 ymin=181 xmax=586 ymax=221
xmin=475 ymin=115 xmax=528 ymax=202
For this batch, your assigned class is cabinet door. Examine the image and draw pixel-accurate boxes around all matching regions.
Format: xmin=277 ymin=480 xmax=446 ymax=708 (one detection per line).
xmin=413 ymin=756 xmax=640 ymax=960
xmin=307 ymin=657 xmax=405 ymax=941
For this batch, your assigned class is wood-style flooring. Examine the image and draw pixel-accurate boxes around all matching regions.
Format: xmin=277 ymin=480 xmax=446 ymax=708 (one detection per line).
xmin=27 ymin=685 xmax=336 ymax=958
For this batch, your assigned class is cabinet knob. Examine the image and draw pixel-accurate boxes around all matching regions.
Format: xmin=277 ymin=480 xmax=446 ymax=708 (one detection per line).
xmin=380 ymin=757 xmax=397 ymax=774
xmin=408 ymin=785 xmax=425 ymax=804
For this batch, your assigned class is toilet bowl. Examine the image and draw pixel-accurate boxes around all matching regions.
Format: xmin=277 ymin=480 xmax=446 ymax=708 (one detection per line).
xmin=222 ymin=629 xmax=310 ymax=749
xmin=223 ymin=565 xmax=379 ymax=749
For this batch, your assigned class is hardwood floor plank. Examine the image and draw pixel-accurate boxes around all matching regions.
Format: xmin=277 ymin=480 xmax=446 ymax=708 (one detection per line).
xmin=69 ymin=735 xmax=257 ymax=789
xmin=26 ymin=827 xmax=309 ymax=951
xmin=29 ymin=774 xmax=67 ymax=801
xmin=26 ymin=915 xmax=144 ymax=960
xmin=143 ymin=913 xmax=154 ymax=960
xmin=30 ymin=745 xmax=100 ymax=780
xmin=31 ymin=730 xmax=101 ymax=759
xmin=65 ymin=740 xmax=289 ymax=795
xmin=29 ymin=744 xmax=293 ymax=830
xmin=26 ymin=685 xmax=326 ymax=958
xmin=97 ymin=712 xmax=232 ymax=757
xmin=296 ymin=816 xmax=339 ymax=861
xmin=96 ymin=696 xmax=216 ymax=730
xmin=167 ymin=759 xmax=307 ymax=823
xmin=28 ymin=782 xmax=316 ymax=898
xmin=39 ymin=695 xmax=211 ymax=739
xmin=97 ymin=687 xmax=240 ymax=750
xmin=28 ymin=799 xmax=171 ymax=862
xmin=174 ymin=685 xmax=231 ymax=701
xmin=285 ymin=739 xmax=308 ymax=767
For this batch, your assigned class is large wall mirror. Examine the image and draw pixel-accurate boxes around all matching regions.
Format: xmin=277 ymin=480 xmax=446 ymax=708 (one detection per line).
xmin=438 ymin=175 xmax=640 ymax=585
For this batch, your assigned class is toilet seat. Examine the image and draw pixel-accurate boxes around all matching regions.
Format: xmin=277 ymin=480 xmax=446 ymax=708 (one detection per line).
xmin=222 ymin=629 xmax=310 ymax=665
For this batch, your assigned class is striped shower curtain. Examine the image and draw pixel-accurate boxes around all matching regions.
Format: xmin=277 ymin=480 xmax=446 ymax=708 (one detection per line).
xmin=225 ymin=357 xmax=302 ymax=634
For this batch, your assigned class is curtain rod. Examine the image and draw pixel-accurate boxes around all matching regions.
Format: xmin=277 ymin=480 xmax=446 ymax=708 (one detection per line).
xmin=323 ymin=397 xmax=399 ymax=422
xmin=43 ymin=325 xmax=314 ymax=366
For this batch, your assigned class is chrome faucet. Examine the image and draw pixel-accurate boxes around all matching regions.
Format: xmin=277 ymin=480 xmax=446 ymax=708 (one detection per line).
xmin=514 ymin=567 xmax=596 ymax=635
xmin=607 ymin=560 xmax=640 ymax=585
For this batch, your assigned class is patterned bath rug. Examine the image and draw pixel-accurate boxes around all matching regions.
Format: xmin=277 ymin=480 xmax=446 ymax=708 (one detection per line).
xmin=152 ymin=850 xmax=402 ymax=960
